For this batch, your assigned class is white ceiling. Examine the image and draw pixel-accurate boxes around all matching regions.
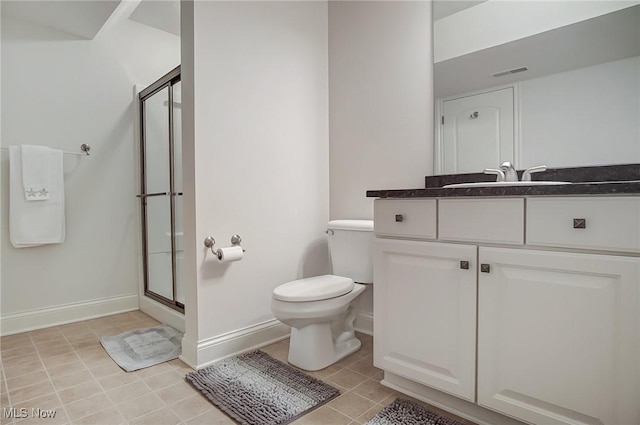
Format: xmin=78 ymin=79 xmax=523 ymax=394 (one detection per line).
xmin=434 ymin=5 xmax=640 ymax=98
xmin=0 ymin=0 xmax=180 ymax=39
xmin=432 ymin=0 xmax=487 ymax=21
xmin=1 ymin=1 xmax=121 ymax=39
xmin=129 ymin=0 xmax=180 ymax=37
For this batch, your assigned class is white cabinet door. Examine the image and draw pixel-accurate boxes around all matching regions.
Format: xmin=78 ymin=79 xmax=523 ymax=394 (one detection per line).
xmin=440 ymin=87 xmax=515 ymax=174
xmin=478 ymin=247 xmax=640 ymax=425
xmin=374 ymin=239 xmax=477 ymax=401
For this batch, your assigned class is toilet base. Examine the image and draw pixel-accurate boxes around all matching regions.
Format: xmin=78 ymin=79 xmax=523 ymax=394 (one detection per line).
xmin=288 ymin=323 xmax=361 ymax=371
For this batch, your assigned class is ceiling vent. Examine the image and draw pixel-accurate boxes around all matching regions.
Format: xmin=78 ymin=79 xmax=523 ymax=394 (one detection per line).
xmin=492 ymin=67 xmax=529 ymax=78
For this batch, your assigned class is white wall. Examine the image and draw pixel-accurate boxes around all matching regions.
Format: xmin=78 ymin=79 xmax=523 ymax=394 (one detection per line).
xmin=521 ymin=56 xmax=640 ymax=168
xmin=180 ymin=1 xmax=330 ymax=368
xmin=328 ymin=1 xmax=434 ymax=220
xmin=0 ymin=13 xmax=180 ymax=334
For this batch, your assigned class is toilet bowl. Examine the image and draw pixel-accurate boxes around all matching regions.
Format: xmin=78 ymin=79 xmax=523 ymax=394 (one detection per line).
xmin=271 ymin=220 xmax=374 ymax=371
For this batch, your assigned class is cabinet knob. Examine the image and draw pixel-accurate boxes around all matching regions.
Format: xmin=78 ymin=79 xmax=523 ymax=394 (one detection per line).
xmin=460 ymin=261 xmax=469 ymax=270
xmin=573 ymin=218 xmax=586 ymax=229
xmin=480 ymin=264 xmax=491 ymax=273
xmin=395 ymin=214 xmax=404 ymax=222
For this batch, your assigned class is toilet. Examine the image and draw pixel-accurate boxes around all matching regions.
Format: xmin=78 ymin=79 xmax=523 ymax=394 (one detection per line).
xmin=271 ymin=219 xmax=374 ymax=371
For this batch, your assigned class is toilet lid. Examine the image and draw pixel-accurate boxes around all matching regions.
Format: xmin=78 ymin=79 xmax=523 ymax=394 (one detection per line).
xmin=273 ymin=275 xmax=354 ymax=302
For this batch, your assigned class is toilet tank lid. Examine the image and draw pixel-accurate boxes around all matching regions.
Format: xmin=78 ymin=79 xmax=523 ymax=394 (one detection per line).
xmin=328 ymin=219 xmax=373 ymax=232
xmin=273 ymin=275 xmax=354 ymax=302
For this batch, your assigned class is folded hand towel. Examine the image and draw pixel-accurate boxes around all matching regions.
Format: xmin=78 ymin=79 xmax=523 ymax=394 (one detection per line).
xmin=21 ymin=145 xmax=52 ymax=201
xmin=9 ymin=146 xmax=65 ymax=248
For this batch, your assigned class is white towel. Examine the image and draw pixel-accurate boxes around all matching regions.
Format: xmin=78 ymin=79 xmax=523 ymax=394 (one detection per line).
xmin=21 ymin=145 xmax=52 ymax=201
xmin=9 ymin=146 xmax=65 ymax=248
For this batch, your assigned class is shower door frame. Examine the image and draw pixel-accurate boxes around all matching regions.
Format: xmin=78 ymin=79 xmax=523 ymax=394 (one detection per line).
xmin=138 ymin=66 xmax=184 ymax=313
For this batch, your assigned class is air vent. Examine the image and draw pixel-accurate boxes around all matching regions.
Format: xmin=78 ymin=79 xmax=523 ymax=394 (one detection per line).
xmin=492 ymin=67 xmax=528 ymax=78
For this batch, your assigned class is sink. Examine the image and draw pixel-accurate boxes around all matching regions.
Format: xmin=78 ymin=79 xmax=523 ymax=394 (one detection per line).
xmin=443 ymin=181 xmax=571 ymax=188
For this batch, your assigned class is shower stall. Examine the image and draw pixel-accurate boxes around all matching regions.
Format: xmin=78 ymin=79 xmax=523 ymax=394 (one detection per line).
xmin=137 ymin=66 xmax=184 ymax=317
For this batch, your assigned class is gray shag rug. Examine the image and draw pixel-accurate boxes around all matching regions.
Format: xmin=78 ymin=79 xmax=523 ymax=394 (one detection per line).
xmin=365 ymin=398 xmax=465 ymax=425
xmin=185 ymin=350 xmax=340 ymax=425
xmin=100 ymin=324 xmax=182 ymax=372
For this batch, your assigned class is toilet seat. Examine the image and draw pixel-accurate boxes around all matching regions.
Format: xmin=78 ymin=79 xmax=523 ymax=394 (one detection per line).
xmin=273 ymin=275 xmax=354 ymax=302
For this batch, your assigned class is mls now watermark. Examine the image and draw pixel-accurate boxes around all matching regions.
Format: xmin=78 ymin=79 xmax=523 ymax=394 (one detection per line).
xmin=4 ymin=408 xmax=57 ymax=419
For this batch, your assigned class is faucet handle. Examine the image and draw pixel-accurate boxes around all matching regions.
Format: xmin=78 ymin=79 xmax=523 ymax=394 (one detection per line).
xmin=484 ymin=168 xmax=506 ymax=182
xmin=522 ymin=165 xmax=547 ymax=181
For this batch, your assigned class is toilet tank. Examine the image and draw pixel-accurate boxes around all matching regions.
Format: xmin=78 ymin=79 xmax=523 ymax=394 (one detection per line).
xmin=327 ymin=219 xmax=374 ymax=284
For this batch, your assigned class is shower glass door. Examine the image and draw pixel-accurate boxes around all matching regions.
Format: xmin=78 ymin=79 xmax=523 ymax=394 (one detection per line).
xmin=138 ymin=66 xmax=183 ymax=313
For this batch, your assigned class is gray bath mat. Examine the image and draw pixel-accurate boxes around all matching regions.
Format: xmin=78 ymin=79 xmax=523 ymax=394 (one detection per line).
xmin=365 ymin=398 xmax=465 ymax=425
xmin=185 ymin=350 xmax=339 ymax=425
xmin=100 ymin=325 xmax=182 ymax=372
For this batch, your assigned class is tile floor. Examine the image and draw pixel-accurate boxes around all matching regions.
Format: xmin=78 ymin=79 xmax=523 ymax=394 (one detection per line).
xmin=1 ymin=311 xmax=474 ymax=425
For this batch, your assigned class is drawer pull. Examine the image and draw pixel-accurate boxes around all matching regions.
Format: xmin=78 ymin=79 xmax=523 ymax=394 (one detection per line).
xmin=395 ymin=214 xmax=404 ymax=223
xmin=573 ymin=218 xmax=586 ymax=229
xmin=460 ymin=261 xmax=469 ymax=270
xmin=480 ymin=264 xmax=491 ymax=273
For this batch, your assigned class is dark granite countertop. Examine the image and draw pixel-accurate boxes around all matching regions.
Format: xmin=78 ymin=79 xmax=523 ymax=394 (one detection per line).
xmin=367 ymin=164 xmax=640 ymax=198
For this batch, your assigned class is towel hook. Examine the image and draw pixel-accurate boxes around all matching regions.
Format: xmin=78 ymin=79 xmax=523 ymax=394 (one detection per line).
xmin=80 ymin=144 xmax=91 ymax=155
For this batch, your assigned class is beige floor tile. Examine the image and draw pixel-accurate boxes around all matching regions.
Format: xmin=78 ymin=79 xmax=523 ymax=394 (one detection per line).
xmin=1 ymin=333 xmax=33 ymax=349
xmin=166 ymin=359 xmax=192 ymax=374
xmin=328 ymin=392 xmax=377 ymax=419
xmin=3 ymin=361 xmax=44 ymax=380
xmin=132 ymin=362 xmax=174 ymax=380
xmin=168 ymin=393 xmax=212 ymax=422
xmin=37 ymin=344 xmax=75 ymax=359
xmin=352 ymin=379 xmax=396 ymax=403
xmin=71 ymin=406 xmax=125 ymax=425
xmin=143 ymin=370 xmax=182 ymax=391
xmin=130 ymin=406 xmax=181 ymax=425
xmin=184 ymin=408 xmax=236 ymax=425
xmin=354 ymin=403 xmax=385 ymax=424
xmin=291 ymin=405 xmax=352 ymax=425
xmin=115 ymin=393 xmax=164 ymax=422
xmin=11 ymin=392 xmax=62 ymax=412
xmin=88 ymin=362 xmax=122 ymax=379
xmin=1 ymin=345 xmax=37 ymax=361
xmin=348 ymin=355 xmax=382 ymax=378
xmin=2 ymin=353 xmax=40 ymax=369
xmin=9 ymin=380 xmax=56 ymax=405
xmin=47 ymin=361 xmax=87 ymax=378
xmin=6 ymin=371 xmax=49 ymax=391
xmin=58 ymin=380 xmax=103 ymax=404
xmin=65 ymin=393 xmax=113 ymax=422
xmin=97 ymin=371 xmax=141 ymax=391
xmin=155 ymin=381 xmax=195 ymax=404
xmin=52 ymin=370 xmax=94 ymax=391
xmin=105 ymin=381 xmax=150 ymax=405
xmin=42 ymin=352 xmax=81 ymax=370
xmin=326 ymin=369 xmax=369 ymax=390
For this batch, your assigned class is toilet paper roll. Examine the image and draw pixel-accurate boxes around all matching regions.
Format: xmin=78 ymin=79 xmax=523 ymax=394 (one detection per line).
xmin=216 ymin=246 xmax=244 ymax=263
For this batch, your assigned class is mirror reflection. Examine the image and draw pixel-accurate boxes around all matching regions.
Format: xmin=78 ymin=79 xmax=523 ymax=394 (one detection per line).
xmin=432 ymin=1 xmax=640 ymax=174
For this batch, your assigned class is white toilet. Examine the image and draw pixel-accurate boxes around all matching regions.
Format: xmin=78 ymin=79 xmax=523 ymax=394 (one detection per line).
xmin=271 ymin=219 xmax=374 ymax=371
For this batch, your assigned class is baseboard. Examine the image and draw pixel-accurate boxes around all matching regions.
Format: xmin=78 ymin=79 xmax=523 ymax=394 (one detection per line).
xmin=382 ymin=372 xmax=525 ymax=425
xmin=180 ymin=319 xmax=291 ymax=369
xmin=0 ymin=294 xmax=139 ymax=336
xmin=354 ymin=311 xmax=373 ymax=336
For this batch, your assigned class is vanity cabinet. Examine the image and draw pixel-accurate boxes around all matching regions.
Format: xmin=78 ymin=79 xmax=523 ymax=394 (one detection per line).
xmin=477 ymin=247 xmax=639 ymax=425
xmin=374 ymin=239 xmax=477 ymax=401
xmin=373 ymin=197 xmax=640 ymax=425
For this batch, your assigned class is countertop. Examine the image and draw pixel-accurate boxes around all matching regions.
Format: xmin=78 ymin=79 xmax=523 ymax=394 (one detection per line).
xmin=367 ymin=164 xmax=640 ymax=198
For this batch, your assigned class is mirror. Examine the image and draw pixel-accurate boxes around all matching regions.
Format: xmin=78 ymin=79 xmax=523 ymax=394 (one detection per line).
xmin=433 ymin=1 xmax=640 ymax=174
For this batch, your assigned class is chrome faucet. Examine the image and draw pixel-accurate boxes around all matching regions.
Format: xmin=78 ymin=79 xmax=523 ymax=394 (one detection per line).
xmin=499 ymin=161 xmax=518 ymax=182
xmin=522 ymin=165 xmax=547 ymax=181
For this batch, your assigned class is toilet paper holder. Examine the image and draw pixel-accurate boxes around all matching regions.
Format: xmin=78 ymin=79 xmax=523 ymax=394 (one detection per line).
xmin=204 ymin=234 xmax=245 ymax=260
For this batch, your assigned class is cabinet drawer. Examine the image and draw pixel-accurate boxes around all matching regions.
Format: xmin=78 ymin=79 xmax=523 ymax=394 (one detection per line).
xmin=439 ymin=198 xmax=524 ymax=245
xmin=527 ymin=197 xmax=640 ymax=252
xmin=374 ymin=199 xmax=437 ymax=239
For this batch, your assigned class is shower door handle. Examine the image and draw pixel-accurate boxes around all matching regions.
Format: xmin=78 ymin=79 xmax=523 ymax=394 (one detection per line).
xmin=136 ymin=192 xmax=169 ymax=198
